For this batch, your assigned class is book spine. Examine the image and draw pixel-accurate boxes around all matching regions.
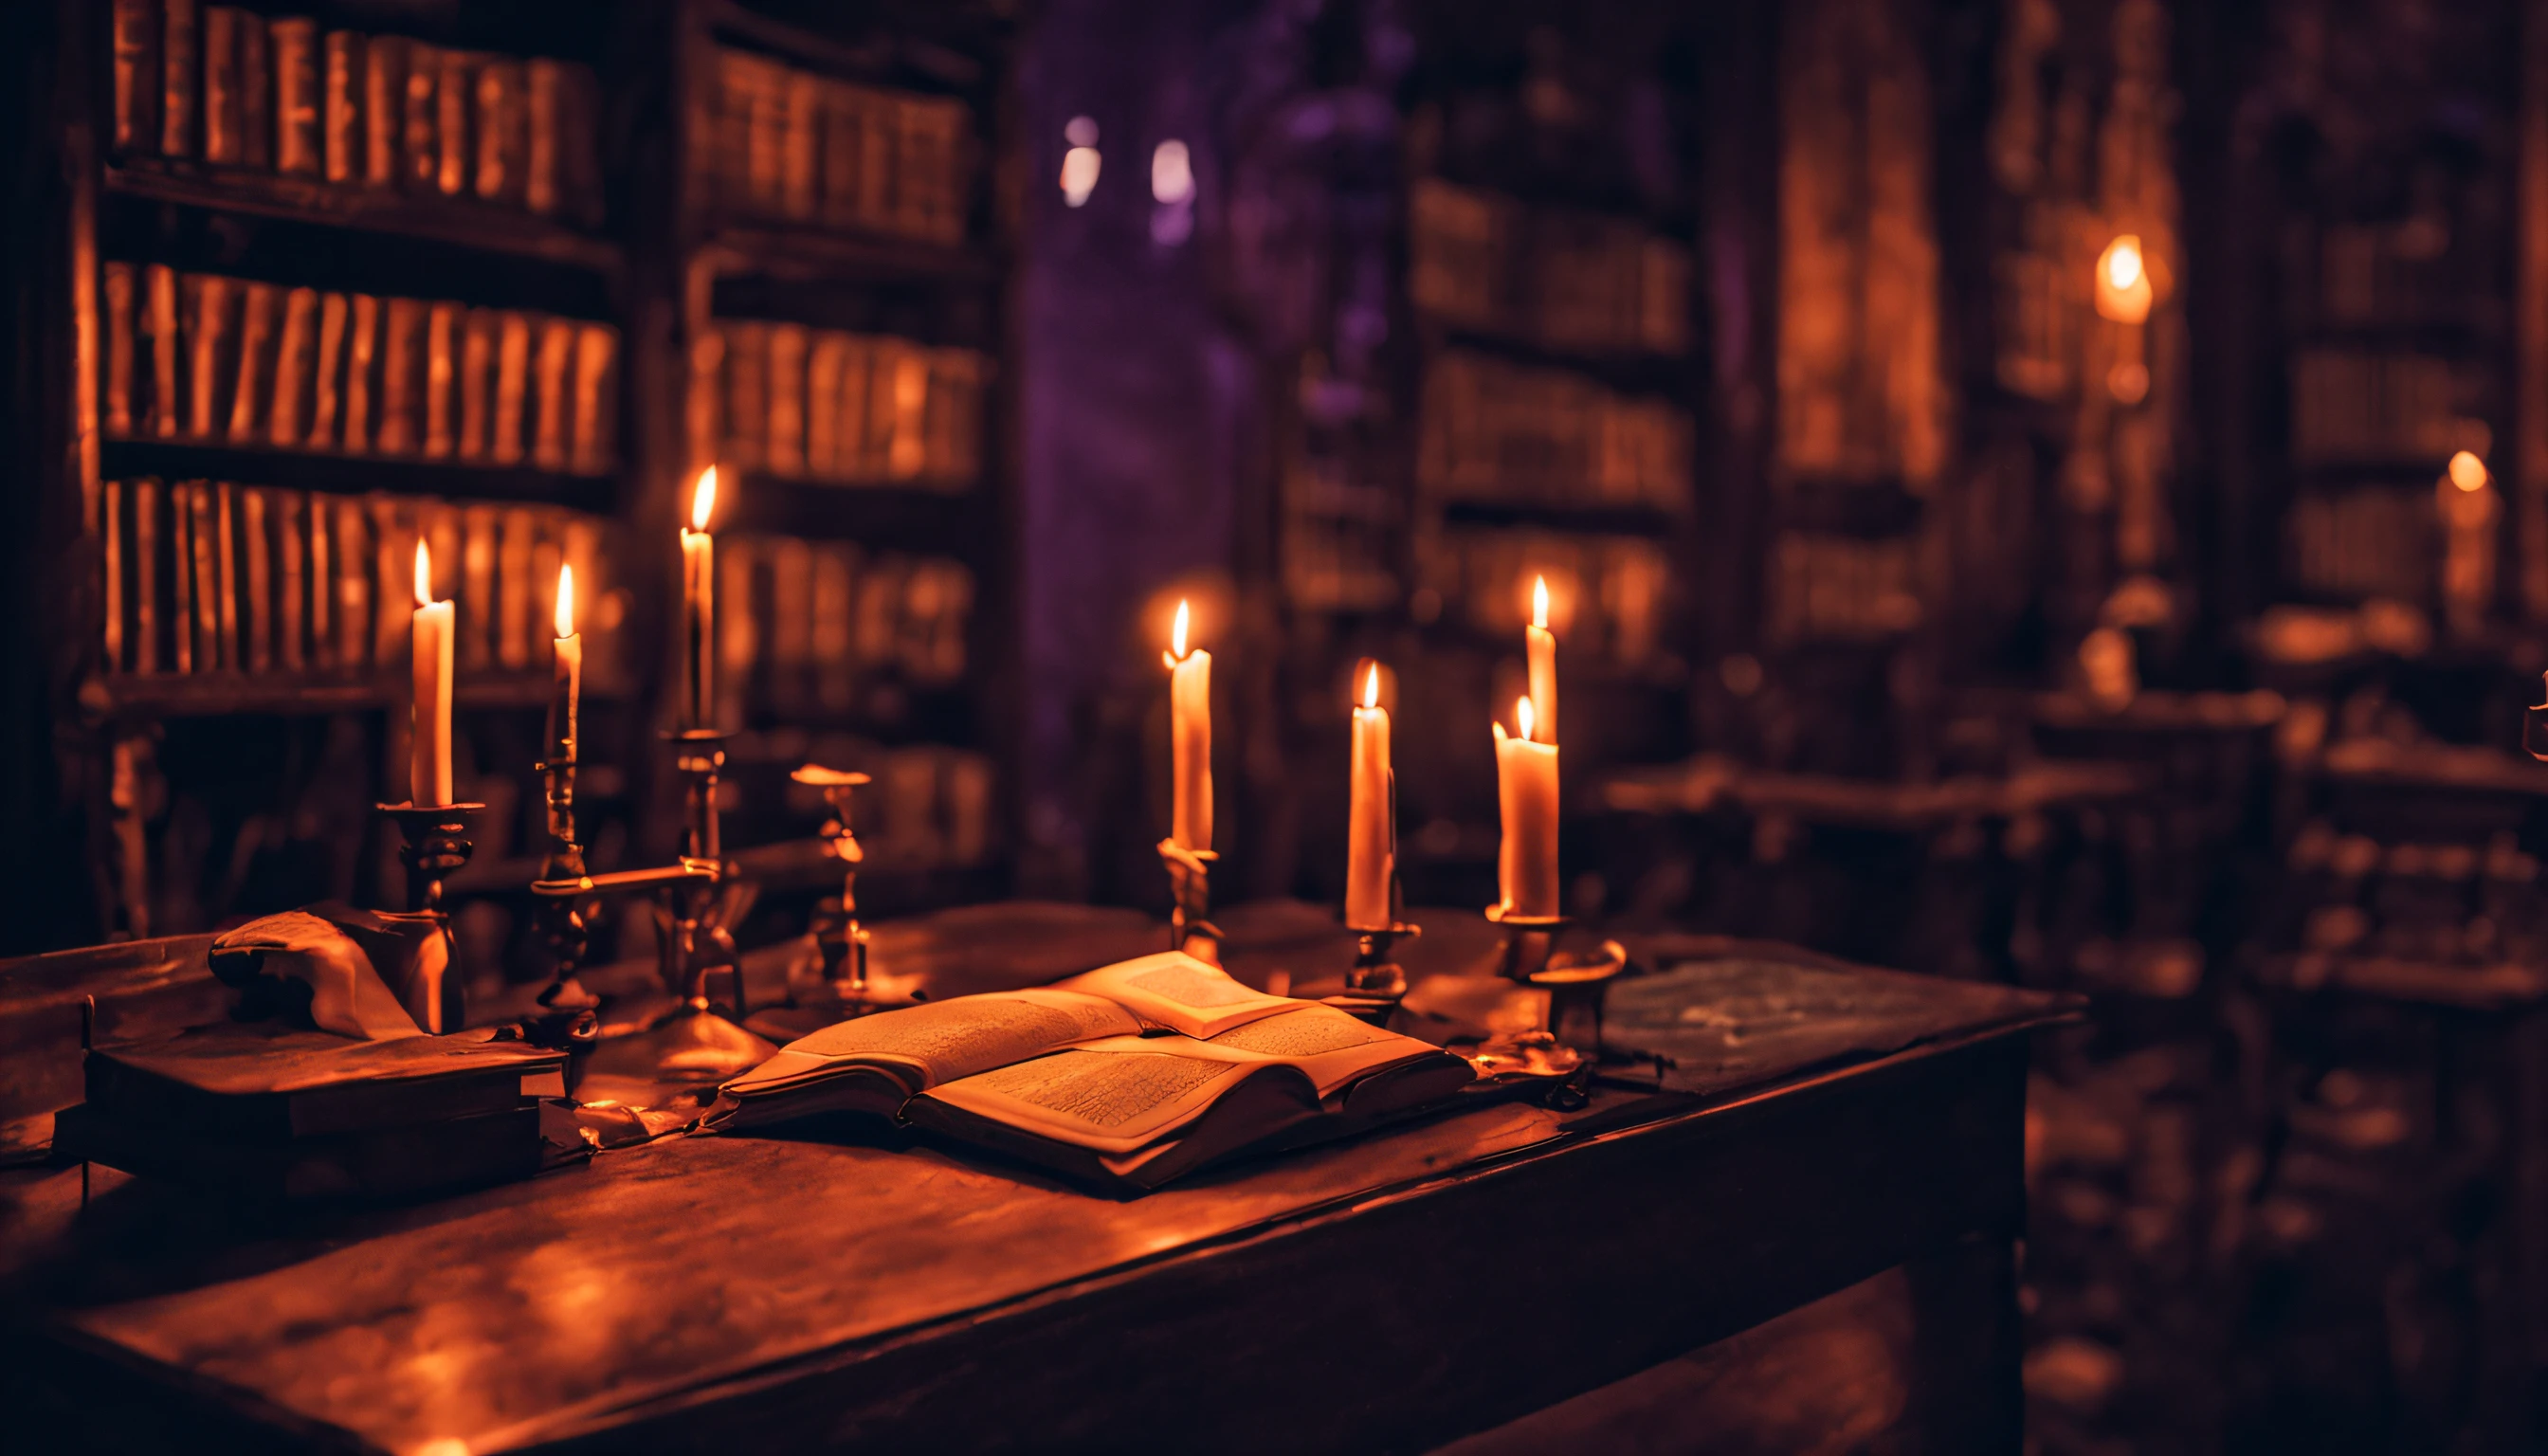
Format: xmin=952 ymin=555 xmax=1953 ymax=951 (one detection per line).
xmin=362 ymin=35 xmax=405 ymax=187
xmin=820 ymin=546 xmax=860 ymax=712
xmin=423 ymin=300 xmax=459 ymax=459
xmin=268 ymin=285 xmax=317 ymax=446
xmin=686 ymin=329 xmax=724 ymax=476
xmin=559 ymin=63 xmax=604 ymax=228
xmin=145 ymin=264 xmax=180 ymax=438
xmin=171 ymin=482 xmax=195 ymax=672
xmin=531 ymin=317 xmax=573 ymax=470
xmin=855 ymin=89 xmax=892 ymax=230
xmin=781 ymin=68 xmax=819 ymax=221
xmin=103 ymin=263 xmax=136 ymax=438
xmin=717 ymin=534 xmax=755 ymax=723
xmin=457 ymin=308 xmax=496 ymax=462
xmin=817 ymin=81 xmax=860 ymax=230
xmin=160 ymin=0 xmax=198 ymax=158
xmin=242 ymin=485 xmax=271 ymax=673
xmin=102 ymin=479 xmax=124 ymax=670
xmin=322 ymin=30 xmax=363 ymax=184
xmin=235 ymin=11 xmax=270 ymax=171
xmin=401 ymin=43 xmax=441 ymax=194
xmin=712 ymin=50 xmax=752 ymax=215
xmin=570 ymin=323 xmax=616 ymax=476
xmin=492 ymin=311 xmax=530 ymax=464
xmin=745 ymin=55 xmax=784 ymax=213
xmin=199 ymin=6 xmax=238 ymax=165
xmin=765 ymin=323 xmax=806 ymax=476
xmin=226 ymin=280 xmax=276 ymax=444
xmin=113 ymin=0 xmax=161 ymax=155
xmin=721 ymin=320 xmax=766 ymax=470
xmin=523 ymin=59 xmax=563 ymax=216
xmin=498 ymin=506 xmax=533 ymax=669
xmin=214 ymin=482 xmax=238 ymax=670
xmin=186 ymin=272 xmax=230 ymax=439
xmin=278 ymin=489 xmax=304 ymax=672
xmin=307 ymin=290 xmax=346 ymax=448
xmin=135 ymin=479 xmax=160 ymax=672
xmin=343 ymin=293 xmax=378 ymax=452
xmin=306 ymin=485 xmax=331 ymax=669
xmin=371 ymin=494 xmax=405 ymax=669
xmin=836 ymin=333 xmax=872 ymax=479
xmin=435 ymin=49 xmax=474 ymax=196
xmin=376 ymin=296 xmax=424 ymax=455
xmin=461 ymin=504 xmax=495 ymax=671
xmin=804 ymin=331 xmax=844 ymax=480
xmin=474 ymin=58 xmax=524 ymax=207
xmin=337 ymin=494 xmax=369 ymax=668
xmin=888 ymin=345 xmax=927 ymax=479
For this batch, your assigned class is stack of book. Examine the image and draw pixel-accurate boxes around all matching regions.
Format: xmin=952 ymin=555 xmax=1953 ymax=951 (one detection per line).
xmin=103 ymin=264 xmax=619 ymax=476
xmin=108 ymin=0 xmax=606 ymax=226
xmin=2285 ymin=488 xmax=2435 ymax=604
xmin=2288 ymin=349 xmax=2466 ymax=466
xmin=1418 ymin=528 xmax=1671 ymax=666
xmin=715 ymin=535 xmax=974 ymax=717
xmin=56 ymin=1021 xmax=573 ymax=1203
xmin=1417 ymin=349 xmax=1691 ymax=512
xmin=1410 ymin=178 xmax=1691 ymax=355
xmin=701 ymin=46 xmax=972 ymax=245
xmin=702 ymin=322 xmax=987 ymax=489
xmin=1764 ymin=530 xmax=1923 ymax=645
xmin=95 ymin=481 xmax=608 ymax=681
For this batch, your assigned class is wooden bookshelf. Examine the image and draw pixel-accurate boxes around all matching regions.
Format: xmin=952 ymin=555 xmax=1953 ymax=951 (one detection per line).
xmin=100 ymin=440 xmax=616 ymax=512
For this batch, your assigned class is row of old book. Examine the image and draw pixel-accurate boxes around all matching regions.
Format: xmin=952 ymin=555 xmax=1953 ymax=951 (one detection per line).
xmin=2286 ymin=486 xmax=2433 ymax=605
xmin=104 ymin=264 xmax=619 ymax=476
xmin=96 ymin=479 xmax=607 ymax=682
xmin=1417 ymin=349 xmax=1692 ymax=511
xmin=1280 ymin=457 xmax=1399 ymax=613
xmin=1410 ymin=178 xmax=1692 ymax=357
xmin=2306 ymin=222 xmax=2477 ymax=333
xmin=714 ymin=535 xmax=975 ymax=713
xmin=1764 ymin=530 xmax=1922 ymax=646
xmin=2288 ymin=349 xmax=2470 ymax=467
xmin=702 ymin=46 xmax=972 ymax=245
xmin=703 ymin=321 xmax=988 ymax=488
xmin=1417 ymin=528 xmax=1670 ymax=666
xmin=109 ymin=0 xmax=606 ymax=227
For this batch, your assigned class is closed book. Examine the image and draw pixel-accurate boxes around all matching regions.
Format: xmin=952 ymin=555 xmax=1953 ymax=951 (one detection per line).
xmin=745 ymin=54 xmax=786 ymax=213
xmin=376 ymin=296 xmax=425 ymax=455
xmin=236 ymin=11 xmax=271 ymax=170
xmin=277 ymin=489 xmax=303 ymax=671
xmin=369 ymin=494 xmax=405 ymax=667
xmin=781 ymin=67 xmax=819 ymax=220
xmin=834 ymin=333 xmax=872 ymax=478
xmin=569 ymin=322 xmax=615 ymax=475
xmin=103 ymin=263 xmax=137 ymax=438
xmin=401 ymin=42 xmax=441 ymax=194
xmin=474 ymin=57 xmax=524 ymax=206
xmin=887 ymin=342 xmax=929 ymax=479
xmin=720 ymin=319 xmax=766 ymax=469
xmin=213 ymin=482 xmax=239 ymax=669
xmin=342 ymin=293 xmax=379 ymax=452
xmin=498 ymin=507 xmax=533 ymax=668
xmin=159 ymin=0 xmax=199 ymax=158
xmin=145 ymin=265 xmax=180 ymax=438
xmin=322 ymin=30 xmax=363 ymax=184
xmin=187 ymin=482 xmax=217 ymax=669
xmin=134 ymin=479 xmax=161 ymax=673
xmin=336 ymin=494 xmax=370 ymax=667
xmin=306 ymin=290 xmax=347 ymax=448
xmin=765 ymin=322 xmax=807 ymax=476
xmin=712 ymin=50 xmax=755 ymax=213
xmin=461 ymin=504 xmax=496 ymax=670
xmin=226 ymin=280 xmax=277 ymax=444
xmin=559 ymin=63 xmax=605 ymax=228
xmin=895 ymin=95 xmax=968 ymax=243
xmin=102 ymin=479 xmax=124 ymax=669
xmin=530 ymin=317 xmax=573 ymax=470
xmin=169 ymin=482 xmax=194 ymax=672
xmin=804 ymin=331 xmax=846 ymax=478
xmin=853 ymin=87 xmax=893 ymax=228
xmin=435 ymin=48 xmax=474 ymax=196
xmin=306 ymin=486 xmax=331 ymax=668
xmin=200 ymin=6 xmax=240 ymax=165
xmin=456 ymin=307 xmax=497 ymax=462
xmin=242 ymin=485 xmax=271 ymax=672
xmin=523 ymin=58 xmax=565 ymax=216
xmin=361 ymin=35 xmax=405 ymax=187
xmin=267 ymin=285 xmax=317 ymax=447
xmin=423 ymin=300 xmax=459 ymax=458
xmin=861 ymin=337 xmax=906 ymax=477
xmin=185 ymin=272 xmax=232 ymax=439
xmin=816 ymin=80 xmax=864 ymax=230
xmin=113 ymin=0 xmax=161 ymax=155
xmin=491 ymin=311 xmax=531 ymax=464
xmin=82 ymin=1022 xmax=565 ymax=1143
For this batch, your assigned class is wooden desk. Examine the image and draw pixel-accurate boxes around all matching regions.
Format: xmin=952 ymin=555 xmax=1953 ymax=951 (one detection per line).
xmin=4 ymin=949 xmax=2065 ymax=1454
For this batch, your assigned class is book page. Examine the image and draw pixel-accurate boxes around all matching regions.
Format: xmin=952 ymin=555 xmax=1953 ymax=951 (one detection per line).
xmin=1050 ymin=951 xmax=1299 ymax=1039
xmin=923 ymin=1045 xmax=1283 ymax=1154
xmin=1206 ymin=1005 xmax=1466 ymax=1098
xmin=722 ymin=989 xmax=1138 ymax=1100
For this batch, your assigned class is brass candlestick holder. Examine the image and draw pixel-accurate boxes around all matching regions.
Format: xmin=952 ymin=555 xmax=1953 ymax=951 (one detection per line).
xmin=1468 ymin=904 xmax=1626 ymax=1085
xmin=793 ymin=765 xmax=875 ymax=1008
xmin=372 ymin=800 xmax=481 ymax=1035
xmin=524 ymin=744 xmax=601 ymax=1050
xmin=1157 ymin=838 xmax=1222 ymax=962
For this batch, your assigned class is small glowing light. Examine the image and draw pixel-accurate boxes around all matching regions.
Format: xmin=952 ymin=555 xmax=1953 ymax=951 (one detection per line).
xmin=2104 ymin=236 xmax=2143 ymax=292
xmin=1517 ymin=695 xmax=1536 ymax=743
xmin=413 ymin=539 xmax=432 ymax=607
xmin=555 ymin=564 xmax=575 ymax=639
xmin=1532 ymin=575 xmax=1549 ymax=630
xmin=1362 ymin=664 xmax=1380 ymax=710
xmin=1151 ymin=139 xmax=1192 ymax=204
xmin=1061 ymin=147 xmax=1101 ymax=208
xmin=2094 ymin=234 xmax=2155 ymax=324
xmin=689 ymin=466 xmax=718 ymax=531
xmin=1172 ymin=599 xmax=1190 ymax=659
xmin=2448 ymin=450 xmax=2489 ymax=491
xmin=1065 ymin=116 xmax=1099 ymax=148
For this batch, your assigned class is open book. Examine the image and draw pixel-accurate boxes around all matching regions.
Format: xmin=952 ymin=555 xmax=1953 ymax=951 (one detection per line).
xmin=709 ymin=951 xmax=1478 ymax=1189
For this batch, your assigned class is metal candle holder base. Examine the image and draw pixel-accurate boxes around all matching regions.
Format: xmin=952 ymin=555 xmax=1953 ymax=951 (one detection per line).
xmin=1157 ymin=839 xmax=1223 ymax=962
xmin=1321 ymin=921 xmax=1420 ymax=1025
xmin=373 ymin=801 xmax=481 ymax=1036
xmin=794 ymin=765 xmax=882 ymax=1012
xmin=1469 ymin=905 xmax=1627 ymax=1086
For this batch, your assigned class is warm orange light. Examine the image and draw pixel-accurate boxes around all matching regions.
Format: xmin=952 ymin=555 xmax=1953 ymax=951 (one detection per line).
xmin=1172 ymin=599 xmax=1191 ymax=660
xmin=413 ymin=539 xmax=432 ymax=607
xmin=2104 ymin=236 xmax=2143 ymax=292
xmin=1532 ymin=575 xmax=1549 ymax=631
xmin=689 ymin=466 xmax=718 ymax=532
xmin=1516 ymin=695 xmax=1536 ymax=743
xmin=2094 ymin=234 xmax=2155 ymax=324
xmin=1362 ymin=664 xmax=1381 ymax=710
xmin=2449 ymin=450 xmax=2489 ymax=492
xmin=555 ymin=564 xmax=575 ymax=638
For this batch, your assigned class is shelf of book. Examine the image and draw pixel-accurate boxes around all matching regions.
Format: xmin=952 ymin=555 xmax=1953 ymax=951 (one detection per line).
xmin=701 ymin=222 xmax=1001 ymax=288
xmin=1434 ymin=499 xmax=1682 ymax=538
xmin=100 ymin=440 xmax=616 ymax=513
xmin=105 ymin=158 xmax=621 ymax=275
xmin=78 ymin=666 xmax=598 ymax=722
xmin=726 ymin=472 xmax=982 ymax=552
xmin=1416 ymin=317 xmax=1694 ymax=398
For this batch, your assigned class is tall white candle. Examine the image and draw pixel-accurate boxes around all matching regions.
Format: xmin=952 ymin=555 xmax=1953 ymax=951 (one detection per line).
xmin=1526 ymin=574 xmax=1556 ymax=743
xmin=1167 ymin=599 xmax=1212 ymax=852
xmin=1345 ymin=663 xmax=1393 ymax=929
xmin=1494 ymin=696 xmax=1559 ymax=919
xmin=682 ymin=466 xmax=717 ymax=728
xmin=548 ymin=562 xmax=581 ymax=765
xmin=410 ymin=538 xmax=454 ymax=807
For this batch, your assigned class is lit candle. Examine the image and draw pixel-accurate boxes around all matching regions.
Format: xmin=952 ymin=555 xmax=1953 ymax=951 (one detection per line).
xmin=682 ymin=466 xmax=717 ymax=728
xmin=2440 ymin=449 xmax=2500 ymax=634
xmin=1345 ymin=663 xmax=1393 ymax=930
xmin=1493 ymin=696 xmax=1558 ymax=919
xmin=1526 ymin=574 xmax=1556 ymax=742
xmin=410 ymin=539 xmax=453 ymax=808
xmin=1165 ymin=599 xmax=1212 ymax=852
xmin=548 ymin=563 xmax=580 ymax=766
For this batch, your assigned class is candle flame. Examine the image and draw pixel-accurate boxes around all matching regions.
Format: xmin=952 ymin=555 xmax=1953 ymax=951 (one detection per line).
xmin=690 ymin=466 xmax=718 ymax=531
xmin=1363 ymin=664 xmax=1380 ymax=710
xmin=413 ymin=539 xmax=432 ymax=608
xmin=2102 ymin=235 xmax=2144 ymax=292
xmin=2449 ymin=450 xmax=2489 ymax=491
xmin=1172 ymin=599 xmax=1190 ymax=659
xmin=1532 ymin=575 xmax=1549 ymax=630
xmin=1517 ymin=695 xmax=1536 ymax=743
xmin=555 ymin=564 xmax=575 ymax=638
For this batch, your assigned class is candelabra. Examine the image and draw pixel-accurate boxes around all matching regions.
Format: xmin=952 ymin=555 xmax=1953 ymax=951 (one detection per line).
xmin=793 ymin=765 xmax=876 ymax=1008
xmin=1157 ymin=839 xmax=1222 ymax=963
xmin=1469 ymin=904 xmax=1626 ymax=1087
xmin=371 ymin=799 xmax=481 ymax=1035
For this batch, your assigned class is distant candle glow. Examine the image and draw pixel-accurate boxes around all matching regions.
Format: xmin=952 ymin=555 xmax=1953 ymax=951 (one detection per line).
xmin=2095 ymin=234 xmax=2155 ymax=324
xmin=2449 ymin=450 xmax=2489 ymax=492
xmin=1517 ymin=694 xmax=1535 ymax=743
xmin=1152 ymin=139 xmax=1192 ymax=204
xmin=555 ymin=563 xmax=575 ymax=638
xmin=1363 ymin=662 xmax=1380 ymax=710
xmin=1172 ymin=598 xmax=1191 ymax=660
xmin=690 ymin=466 xmax=718 ymax=531
xmin=1061 ymin=114 xmax=1101 ymax=209
xmin=2103 ymin=236 xmax=2143 ymax=292
xmin=413 ymin=539 xmax=432 ymax=606
xmin=1532 ymin=574 xmax=1549 ymax=630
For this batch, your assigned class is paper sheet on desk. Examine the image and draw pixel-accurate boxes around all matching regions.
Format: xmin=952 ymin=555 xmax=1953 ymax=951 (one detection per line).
xmin=209 ymin=911 xmax=424 ymax=1041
